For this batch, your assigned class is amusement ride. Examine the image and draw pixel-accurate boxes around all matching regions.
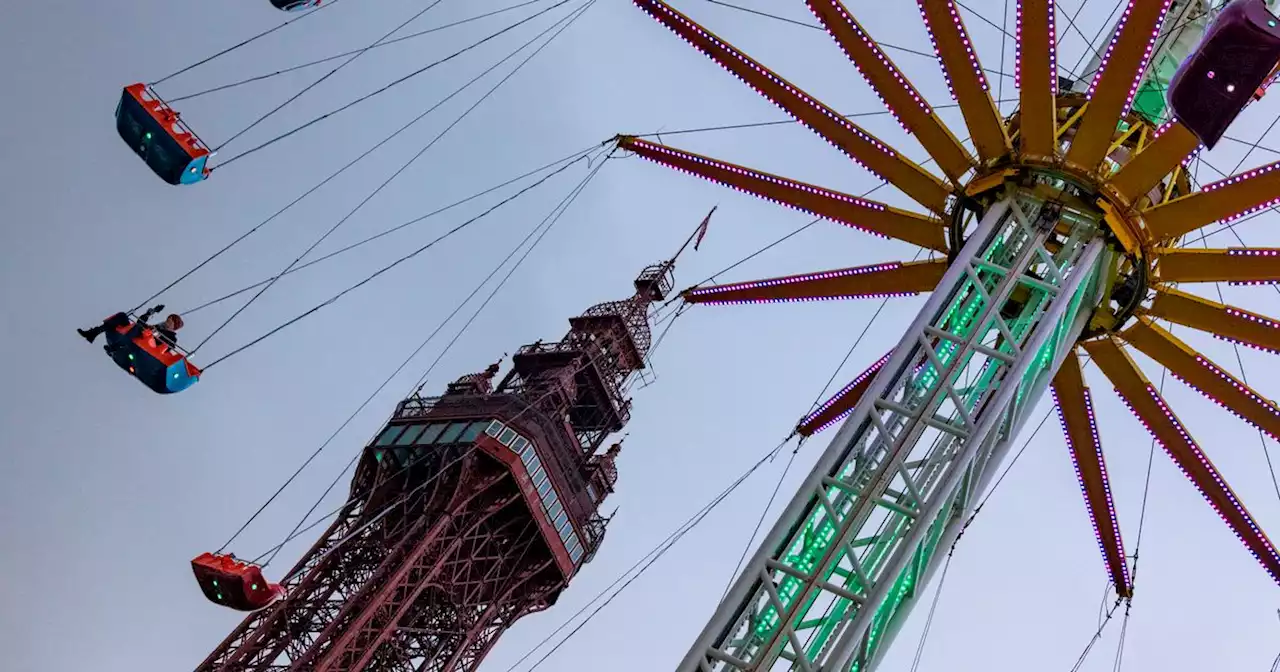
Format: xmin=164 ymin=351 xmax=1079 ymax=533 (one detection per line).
xmin=77 ymin=0 xmax=1280 ymax=669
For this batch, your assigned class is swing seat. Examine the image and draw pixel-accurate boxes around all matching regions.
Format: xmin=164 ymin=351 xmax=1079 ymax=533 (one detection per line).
xmin=191 ymin=552 xmax=284 ymax=612
xmin=1168 ymin=0 xmax=1280 ymax=149
xmin=271 ymin=0 xmax=322 ymax=10
xmin=103 ymin=320 xmax=201 ymax=394
xmin=115 ymin=84 xmax=211 ymax=185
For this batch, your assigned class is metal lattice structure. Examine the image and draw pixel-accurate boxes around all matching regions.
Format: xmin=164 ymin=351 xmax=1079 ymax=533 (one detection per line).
xmin=195 ymin=262 xmax=676 ymax=671
xmin=613 ymin=1 xmax=1280 ymax=670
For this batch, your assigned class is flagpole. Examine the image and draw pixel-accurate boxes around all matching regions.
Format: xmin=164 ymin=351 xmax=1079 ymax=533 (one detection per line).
xmin=666 ymin=205 xmax=717 ymax=269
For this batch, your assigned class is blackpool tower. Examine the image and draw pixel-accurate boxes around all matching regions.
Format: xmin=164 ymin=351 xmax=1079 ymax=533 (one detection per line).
xmin=195 ymin=253 xmax=682 ymax=671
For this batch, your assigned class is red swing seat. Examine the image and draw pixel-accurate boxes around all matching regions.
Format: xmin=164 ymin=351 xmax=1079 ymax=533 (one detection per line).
xmin=191 ymin=552 xmax=284 ymax=612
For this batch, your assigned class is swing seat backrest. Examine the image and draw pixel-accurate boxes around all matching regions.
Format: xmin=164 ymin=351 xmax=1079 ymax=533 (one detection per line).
xmin=104 ymin=321 xmax=202 ymax=394
xmin=191 ymin=552 xmax=284 ymax=612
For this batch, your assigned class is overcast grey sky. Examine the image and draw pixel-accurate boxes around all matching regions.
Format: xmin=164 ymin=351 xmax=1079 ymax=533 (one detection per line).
xmin=1 ymin=0 xmax=1278 ymax=670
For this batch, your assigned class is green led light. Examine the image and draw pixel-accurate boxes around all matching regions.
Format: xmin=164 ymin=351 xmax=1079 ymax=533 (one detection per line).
xmin=212 ymin=580 xmax=218 ymax=586
xmin=1270 ymin=19 xmax=1276 ymax=27
xmin=144 ymin=132 xmax=152 ymax=140
xmin=127 ymin=353 xmax=134 ymax=361
xmin=251 ymin=583 xmax=258 ymax=590
xmin=216 ymin=593 xmax=223 ymax=601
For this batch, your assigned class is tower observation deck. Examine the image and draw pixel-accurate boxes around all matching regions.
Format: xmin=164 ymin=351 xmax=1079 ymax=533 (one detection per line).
xmin=195 ymin=260 xmax=676 ymax=671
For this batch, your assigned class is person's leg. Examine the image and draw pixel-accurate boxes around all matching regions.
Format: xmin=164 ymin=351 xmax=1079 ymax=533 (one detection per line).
xmin=78 ymin=312 xmax=130 ymax=343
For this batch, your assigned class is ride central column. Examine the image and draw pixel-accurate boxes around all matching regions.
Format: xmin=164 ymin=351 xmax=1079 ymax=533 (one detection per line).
xmin=679 ymin=189 xmax=1108 ymax=672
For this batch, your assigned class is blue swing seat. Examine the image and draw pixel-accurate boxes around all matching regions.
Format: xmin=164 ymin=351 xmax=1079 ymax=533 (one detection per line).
xmin=103 ymin=319 xmax=201 ymax=394
xmin=115 ymin=84 xmax=211 ymax=185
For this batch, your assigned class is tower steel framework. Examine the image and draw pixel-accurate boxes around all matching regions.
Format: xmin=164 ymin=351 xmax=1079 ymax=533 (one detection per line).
xmin=195 ymin=261 xmax=677 ymax=671
xmin=612 ymin=0 xmax=1280 ymax=670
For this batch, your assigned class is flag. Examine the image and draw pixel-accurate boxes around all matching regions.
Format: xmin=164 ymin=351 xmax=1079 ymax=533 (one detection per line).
xmin=693 ymin=206 xmax=715 ymax=251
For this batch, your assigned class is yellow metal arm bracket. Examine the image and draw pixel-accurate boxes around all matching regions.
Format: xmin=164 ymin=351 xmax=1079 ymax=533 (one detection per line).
xmin=806 ymin=0 xmax=974 ymax=182
xmin=1157 ymin=247 xmax=1280 ymax=284
xmin=1105 ymin=121 xmax=1199 ymax=208
xmin=632 ymin=0 xmax=952 ymax=215
xmin=1121 ymin=316 xmax=1280 ymax=441
xmin=1016 ymin=0 xmax=1057 ymax=160
xmin=797 ymin=351 xmax=892 ymax=436
xmin=1142 ymin=160 xmax=1280 ymax=241
xmin=1051 ymin=351 xmax=1132 ymax=598
xmin=1145 ymin=286 xmax=1280 ymax=355
xmin=1084 ymin=336 xmax=1280 ymax=586
xmin=1065 ymin=0 xmax=1175 ymax=173
xmin=617 ymin=137 xmax=947 ymax=251
xmin=917 ymin=0 xmax=1011 ymax=163
xmin=681 ymin=259 xmax=946 ymax=305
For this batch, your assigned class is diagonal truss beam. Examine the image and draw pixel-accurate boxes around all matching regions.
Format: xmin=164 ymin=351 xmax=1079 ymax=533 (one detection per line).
xmin=633 ymin=0 xmax=952 ymax=214
xmin=797 ymin=351 xmax=892 ymax=436
xmin=918 ymin=0 xmax=1010 ymax=163
xmin=1051 ymin=351 xmax=1131 ymax=597
xmin=1065 ymin=0 xmax=1175 ymax=172
xmin=1146 ymin=286 xmax=1280 ymax=355
xmin=1121 ymin=317 xmax=1280 ymax=441
xmin=1143 ymin=161 xmax=1280 ymax=241
xmin=1157 ymin=248 xmax=1280 ymax=284
xmin=1015 ymin=0 xmax=1057 ymax=159
xmin=806 ymin=0 xmax=974 ymax=182
xmin=681 ymin=260 xmax=945 ymax=306
xmin=1084 ymin=336 xmax=1280 ymax=587
xmin=1106 ymin=121 xmax=1199 ymax=207
xmin=617 ymin=137 xmax=947 ymax=251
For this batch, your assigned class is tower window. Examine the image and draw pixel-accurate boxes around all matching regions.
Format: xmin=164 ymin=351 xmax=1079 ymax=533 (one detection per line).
xmin=485 ymin=420 xmax=503 ymax=437
xmin=418 ymin=423 xmax=447 ymax=444
xmin=458 ymin=421 xmax=484 ymax=443
xmin=394 ymin=424 xmax=428 ymax=446
xmin=374 ymin=425 xmax=405 ymax=446
xmin=438 ymin=422 xmax=468 ymax=444
xmin=498 ymin=427 xmax=518 ymax=446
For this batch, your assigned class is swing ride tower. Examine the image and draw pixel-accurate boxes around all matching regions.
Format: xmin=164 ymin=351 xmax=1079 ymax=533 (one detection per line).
xmin=195 ymin=260 xmax=677 ymax=671
xmin=610 ymin=0 xmax=1280 ymax=670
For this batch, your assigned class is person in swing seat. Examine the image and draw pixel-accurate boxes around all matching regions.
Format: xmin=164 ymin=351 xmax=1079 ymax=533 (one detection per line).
xmin=77 ymin=305 xmax=185 ymax=351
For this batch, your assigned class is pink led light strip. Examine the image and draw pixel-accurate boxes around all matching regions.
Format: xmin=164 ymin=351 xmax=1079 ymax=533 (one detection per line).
xmin=1052 ymin=385 xmax=1131 ymax=589
xmin=686 ymin=263 xmax=920 ymax=305
xmin=1191 ymin=160 xmax=1280 ymax=224
xmin=808 ymin=0 xmax=929 ymax=133
xmin=919 ymin=0 xmax=990 ymax=102
xmin=626 ymin=142 xmax=892 ymax=241
xmin=800 ymin=350 xmax=893 ymax=433
xmin=633 ymin=0 xmax=895 ymax=185
xmin=1014 ymin=0 xmax=1056 ymax=94
xmin=1215 ymin=306 xmax=1280 ymax=354
xmin=1225 ymin=248 xmax=1280 ymax=285
xmin=1086 ymin=0 xmax=1135 ymax=98
xmin=1116 ymin=384 xmax=1280 ymax=583
xmin=1049 ymin=0 xmax=1057 ymax=95
xmin=1121 ymin=0 xmax=1174 ymax=115
xmin=1161 ymin=352 xmax=1280 ymax=441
